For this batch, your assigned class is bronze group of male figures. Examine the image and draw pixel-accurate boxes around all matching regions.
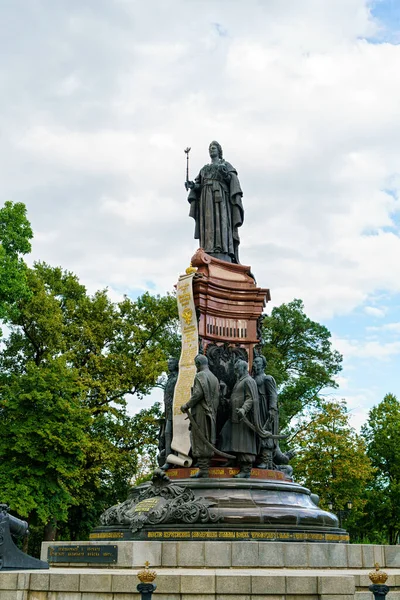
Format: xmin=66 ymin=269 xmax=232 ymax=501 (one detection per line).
xmin=159 ymin=355 xmax=294 ymax=479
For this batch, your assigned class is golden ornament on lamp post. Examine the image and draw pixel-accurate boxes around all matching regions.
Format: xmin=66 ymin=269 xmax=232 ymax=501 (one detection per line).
xmin=369 ymin=563 xmax=389 ymax=600
xmin=137 ymin=562 xmax=157 ymax=600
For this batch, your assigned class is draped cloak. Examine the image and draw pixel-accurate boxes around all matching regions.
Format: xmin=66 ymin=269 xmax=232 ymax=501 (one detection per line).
xmin=219 ymin=374 xmax=262 ymax=456
xmin=254 ymin=373 xmax=279 ymax=454
xmin=186 ymin=368 xmax=220 ymax=458
xmin=188 ymin=160 xmax=244 ymax=264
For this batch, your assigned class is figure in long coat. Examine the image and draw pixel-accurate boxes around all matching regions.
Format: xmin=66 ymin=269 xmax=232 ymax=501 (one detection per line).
xmin=181 ymin=355 xmax=220 ymax=478
xmin=186 ymin=141 xmax=244 ymax=264
xmin=159 ymin=357 xmax=179 ymax=470
xmin=253 ymin=355 xmax=278 ymax=469
xmin=219 ymin=359 xmax=260 ymax=478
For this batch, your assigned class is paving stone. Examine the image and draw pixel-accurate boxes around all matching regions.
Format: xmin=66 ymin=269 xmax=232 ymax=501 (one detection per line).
xmin=30 ymin=574 xmax=50 ymax=591
xmin=204 ymin=541 xmax=232 ymax=567
xmin=152 ymin=595 xmax=180 ymax=600
xmin=251 ymin=596 xmax=284 ymax=600
xmin=232 ymin=541 xmax=259 ymax=566
xmin=49 ymin=573 xmax=80 ymax=592
xmin=354 ymin=593 xmax=373 ymax=600
xmin=258 ymin=542 xmax=285 ymax=567
xmin=361 ymin=546 xmax=376 ymax=568
xmin=16 ymin=574 xmax=30 ymax=590
xmin=181 ymin=574 xmax=215 ymax=594
xmin=284 ymin=543 xmax=309 ymax=567
xmin=286 ymin=596 xmax=318 ymax=600
xmin=80 ymin=593 xmax=112 ymax=600
xmin=307 ymin=544 xmax=330 ymax=568
xmin=347 ymin=544 xmax=362 ymax=568
xmin=320 ymin=596 xmax=354 ymax=600
xmin=0 ymin=573 xmax=18 ymax=590
xmin=155 ymin=575 xmax=181 ymax=594
xmin=79 ymin=574 xmax=112 ymax=593
xmin=181 ymin=595 xmax=215 ymax=600
xmin=110 ymin=574 xmax=138 ymax=593
xmin=286 ymin=576 xmax=318 ymax=595
xmin=318 ymin=575 xmax=355 ymax=595
xmin=216 ymin=596 xmax=252 ymax=600
xmin=216 ymin=574 xmax=251 ymax=594
xmin=358 ymin=574 xmax=373 ymax=587
xmin=162 ymin=541 xmax=178 ymax=566
xmin=373 ymin=544 xmax=385 ymax=567
xmin=177 ymin=541 xmax=205 ymax=567
xmin=50 ymin=593 xmax=82 ymax=600
xmin=113 ymin=542 xmax=133 ymax=567
xmin=0 ymin=593 xmax=27 ymax=600
xmin=131 ymin=541 xmax=162 ymax=567
xmin=252 ymin=575 xmax=285 ymax=594
xmin=385 ymin=545 xmax=400 ymax=568
xmin=29 ymin=592 xmax=49 ymax=600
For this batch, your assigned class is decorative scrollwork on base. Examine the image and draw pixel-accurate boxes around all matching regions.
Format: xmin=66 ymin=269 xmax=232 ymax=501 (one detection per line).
xmin=100 ymin=469 xmax=221 ymax=533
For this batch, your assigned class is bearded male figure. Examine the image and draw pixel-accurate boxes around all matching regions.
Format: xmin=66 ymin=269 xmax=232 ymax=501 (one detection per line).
xmin=159 ymin=357 xmax=179 ymax=470
xmin=186 ymin=141 xmax=244 ymax=264
xmin=181 ymin=355 xmax=220 ymax=478
xmin=253 ymin=355 xmax=279 ymax=469
xmin=219 ymin=359 xmax=259 ymax=478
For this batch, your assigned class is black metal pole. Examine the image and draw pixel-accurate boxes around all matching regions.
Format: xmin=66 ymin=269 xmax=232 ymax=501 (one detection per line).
xmin=369 ymin=584 xmax=389 ymax=600
xmin=137 ymin=582 xmax=157 ymax=600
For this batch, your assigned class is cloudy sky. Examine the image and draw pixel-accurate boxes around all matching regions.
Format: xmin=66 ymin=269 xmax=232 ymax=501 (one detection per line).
xmin=2 ymin=0 xmax=400 ymax=428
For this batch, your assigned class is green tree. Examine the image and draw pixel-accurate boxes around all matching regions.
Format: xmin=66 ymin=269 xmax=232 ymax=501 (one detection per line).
xmin=0 ymin=201 xmax=33 ymax=327
xmin=291 ymin=400 xmax=374 ymax=527
xmin=0 ymin=359 xmax=91 ymax=528
xmin=0 ymin=260 xmax=179 ymax=542
xmin=359 ymin=393 xmax=400 ymax=544
xmin=262 ymin=299 xmax=343 ymax=426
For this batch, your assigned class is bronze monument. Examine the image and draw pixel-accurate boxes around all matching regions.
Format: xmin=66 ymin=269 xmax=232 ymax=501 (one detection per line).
xmin=94 ymin=142 xmax=348 ymax=544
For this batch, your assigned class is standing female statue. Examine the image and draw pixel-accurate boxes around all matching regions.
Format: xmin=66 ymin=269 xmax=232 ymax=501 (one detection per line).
xmin=186 ymin=141 xmax=244 ymax=264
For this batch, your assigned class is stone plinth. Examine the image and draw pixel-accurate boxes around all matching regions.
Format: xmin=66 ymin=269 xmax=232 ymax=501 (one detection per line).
xmin=40 ymin=541 xmax=387 ymax=570
xmin=3 ymin=564 xmax=400 ymax=600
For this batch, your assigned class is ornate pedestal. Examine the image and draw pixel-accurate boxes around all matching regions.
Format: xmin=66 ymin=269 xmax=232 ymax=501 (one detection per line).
xmin=93 ymin=469 xmax=348 ymax=543
xmin=94 ymin=251 xmax=348 ymax=544
xmin=191 ymin=249 xmax=270 ymax=378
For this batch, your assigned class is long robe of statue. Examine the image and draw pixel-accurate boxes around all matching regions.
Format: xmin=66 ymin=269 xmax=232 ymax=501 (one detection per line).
xmin=186 ymin=141 xmax=244 ymax=264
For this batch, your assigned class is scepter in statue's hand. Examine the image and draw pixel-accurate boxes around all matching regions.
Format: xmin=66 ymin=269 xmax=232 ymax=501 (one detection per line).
xmin=184 ymin=147 xmax=194 ymax=190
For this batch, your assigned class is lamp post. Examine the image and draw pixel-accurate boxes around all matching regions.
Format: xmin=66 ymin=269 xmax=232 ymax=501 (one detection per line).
xmin=327 ymin=500 xmax=352 ymax=529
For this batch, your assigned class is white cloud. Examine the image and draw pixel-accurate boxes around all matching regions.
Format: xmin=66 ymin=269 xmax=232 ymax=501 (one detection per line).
xmin=333 ymin=335 xmax=400 ymax=360
xmin=1 ymin=0 xmax=400 ymax=414
xmin=367 ymin=321 xmax=400 ymax=334
xmin=364 ymin=306 xmax=386 ymax=318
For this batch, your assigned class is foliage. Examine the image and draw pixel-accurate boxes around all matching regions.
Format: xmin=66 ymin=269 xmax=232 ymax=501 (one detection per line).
xmin=0 ymin=201 xmax=33 ymax=326
xmin=262 ymin=299 xmax=343 ymax=426
xmin=0 ymin=358 xmax=91 ymax=525
xmin=0 ymin=257 xmax=178 ymax=542
xmin=358 ymin=393 xmax=400 ymax=544
xmin=291 ymin=400 xmax=374 ymax=523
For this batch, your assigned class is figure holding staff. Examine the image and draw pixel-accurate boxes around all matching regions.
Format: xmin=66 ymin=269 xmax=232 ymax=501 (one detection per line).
xmin=184 ymin=141 xmax=244 ymax=264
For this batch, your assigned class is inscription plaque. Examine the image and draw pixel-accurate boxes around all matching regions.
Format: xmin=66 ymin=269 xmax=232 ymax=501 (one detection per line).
xmin=48 ymin=544 xmax=118 ymax=564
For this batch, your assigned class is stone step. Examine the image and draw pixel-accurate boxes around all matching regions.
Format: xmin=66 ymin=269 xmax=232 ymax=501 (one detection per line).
xmin=41 ymin=540 xmax=397 ymax=570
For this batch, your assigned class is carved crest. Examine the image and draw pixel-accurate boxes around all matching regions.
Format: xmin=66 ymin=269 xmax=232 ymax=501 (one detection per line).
xmin=100 ymin=470 xmax=221 ymax=533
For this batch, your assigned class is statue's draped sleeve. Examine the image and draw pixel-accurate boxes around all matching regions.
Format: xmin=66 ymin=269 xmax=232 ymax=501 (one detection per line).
xmin=225 ymin=162 xmax=244 ymax=236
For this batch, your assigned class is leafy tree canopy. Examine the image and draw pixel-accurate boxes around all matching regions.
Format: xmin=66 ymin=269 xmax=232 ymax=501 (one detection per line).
xmin=0 ymin=201 xmax=33 ymax=325
xmin=0 ymin=258 xmax=179 ymax=536
xmin=358 ymin=393 xmax=400 ymax=544
xmin=262 ymin=299 xmax=343 ymax=426
xmin=291 ymin=399 xmax=374 ymax=513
